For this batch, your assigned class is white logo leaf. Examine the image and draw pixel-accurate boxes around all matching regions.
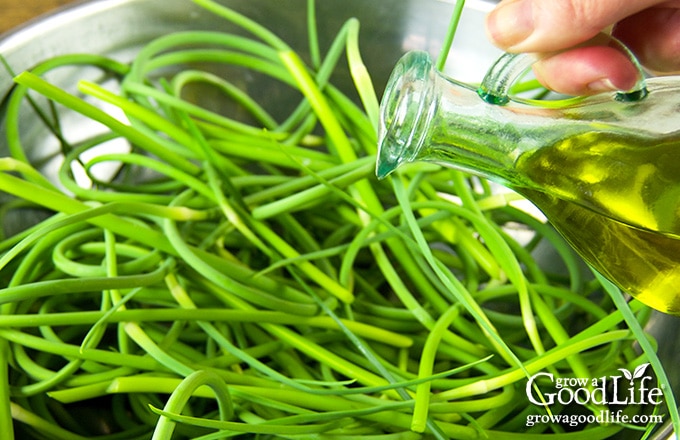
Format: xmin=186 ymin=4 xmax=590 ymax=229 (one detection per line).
xmin=633 ymin=363 xmax=650 ymax=380
xmin=618 ymin=368 xmax=633 ymax=381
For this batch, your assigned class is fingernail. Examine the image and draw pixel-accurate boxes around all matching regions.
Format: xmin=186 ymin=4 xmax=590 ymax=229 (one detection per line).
xmin=587 ymin=78 xmax=618 ymax=93
xmin=486 ymin=0 xmax=534 ymax=50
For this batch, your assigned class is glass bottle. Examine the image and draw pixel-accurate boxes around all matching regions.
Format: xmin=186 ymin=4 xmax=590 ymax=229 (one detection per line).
xmin=376 ymin=48 xmax=680 ymax=315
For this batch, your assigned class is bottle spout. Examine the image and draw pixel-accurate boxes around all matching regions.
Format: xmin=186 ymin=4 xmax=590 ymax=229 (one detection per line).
xmin=376 ymin=131 xmax=413 ymax=179
xmin=375 ymin=151 xmax=398 ymax=179
xmin=375 ymin=51 xmax=437 ymax=180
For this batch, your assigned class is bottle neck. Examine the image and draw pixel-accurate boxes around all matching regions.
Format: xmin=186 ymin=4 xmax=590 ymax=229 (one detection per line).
xmin=422 ymin=95 xmax=536 ymax=185
xmin=376 ymin=51 xmax=535 ymax=187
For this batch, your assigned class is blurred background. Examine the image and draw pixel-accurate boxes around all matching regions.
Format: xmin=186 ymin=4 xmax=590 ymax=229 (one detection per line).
xmin=2 ymin=0 xmax=81 ymax=35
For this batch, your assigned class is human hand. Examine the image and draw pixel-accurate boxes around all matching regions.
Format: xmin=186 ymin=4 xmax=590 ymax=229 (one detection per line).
xmin=485 ymin=0 xmax=680 ymax=95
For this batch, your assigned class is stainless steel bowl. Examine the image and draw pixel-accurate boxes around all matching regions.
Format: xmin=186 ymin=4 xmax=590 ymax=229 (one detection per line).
xmin=0 ymin=1 xmax=677 ymax=439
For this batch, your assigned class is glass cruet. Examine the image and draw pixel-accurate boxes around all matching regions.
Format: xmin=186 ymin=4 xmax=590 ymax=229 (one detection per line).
xmin=375 ymin=47 xmax=680 ymax=315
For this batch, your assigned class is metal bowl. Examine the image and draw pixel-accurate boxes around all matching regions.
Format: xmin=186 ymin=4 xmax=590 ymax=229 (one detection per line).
xmin=0 ymin=1 xmax=677 ymax=439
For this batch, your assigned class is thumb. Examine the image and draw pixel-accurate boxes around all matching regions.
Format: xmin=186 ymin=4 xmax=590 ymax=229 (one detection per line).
xmin=486 ymin=0 xmax=662 ymax=53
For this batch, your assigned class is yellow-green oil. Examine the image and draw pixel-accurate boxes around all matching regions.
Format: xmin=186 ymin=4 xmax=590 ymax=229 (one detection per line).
xmin=514 ymin=131 xmax=680 ymax=314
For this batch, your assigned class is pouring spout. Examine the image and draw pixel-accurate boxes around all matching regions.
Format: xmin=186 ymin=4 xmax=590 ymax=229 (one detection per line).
xmin=375 ymin=147 xmax=399 ymax=179
xmin=374 ymin=51 xmax=436 ymax=180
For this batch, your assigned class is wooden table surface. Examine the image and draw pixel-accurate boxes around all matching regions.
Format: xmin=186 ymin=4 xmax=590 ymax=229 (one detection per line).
xmin=2 ymin=0 xmax=82 ymax=35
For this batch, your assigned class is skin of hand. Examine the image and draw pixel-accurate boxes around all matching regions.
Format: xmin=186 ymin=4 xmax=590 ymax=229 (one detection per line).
xmin=485 ymin=0 xmax=680 ymax=95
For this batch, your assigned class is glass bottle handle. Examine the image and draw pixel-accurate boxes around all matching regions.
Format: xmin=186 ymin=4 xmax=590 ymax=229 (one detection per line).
xmin=477 ymin=38 xmax=649 ymax=105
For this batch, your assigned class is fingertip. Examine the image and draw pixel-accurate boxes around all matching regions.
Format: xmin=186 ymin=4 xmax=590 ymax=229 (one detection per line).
xmin=532 ymin=45 xmax=641 ymax=96
xmin=613 ymin=8 xmax=680 ymax=74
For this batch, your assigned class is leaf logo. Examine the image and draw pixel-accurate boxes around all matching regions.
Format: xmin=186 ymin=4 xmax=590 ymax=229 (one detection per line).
xmin=618 ymin=363 xmax=650 ymax=385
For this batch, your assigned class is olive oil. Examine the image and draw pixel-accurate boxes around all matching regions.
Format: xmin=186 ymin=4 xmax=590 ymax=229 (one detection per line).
xmin=515 ymin=132 xmax=680 ymax=314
